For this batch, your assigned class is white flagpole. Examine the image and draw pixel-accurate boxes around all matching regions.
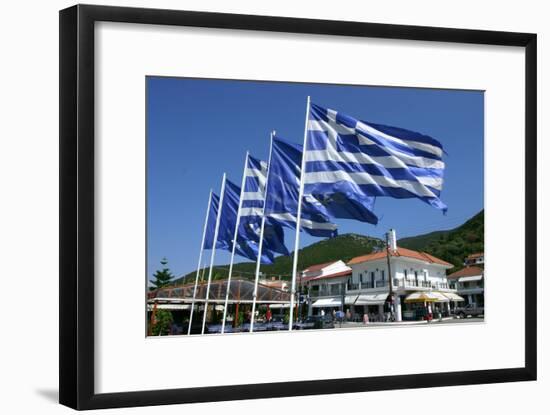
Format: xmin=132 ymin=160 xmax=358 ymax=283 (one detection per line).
xmin=187 ymin=190 xmax=213 ymax=335
xmin=221 ymin=152 xmax=249 ymax=333
xmin=250 ymin=131 xmax=275 ymax=333
xmin=201 ymin=174 xmax=226 ymax=335
xmin=289 ymin=96 xmax=311 ymax=331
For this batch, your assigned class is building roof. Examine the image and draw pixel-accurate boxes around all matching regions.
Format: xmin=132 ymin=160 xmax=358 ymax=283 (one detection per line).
xmin=347 ymin=247 xmax=453 ymax=267
xmin=309 ymin=269 xmax=352 ymax=282
xmin=466 ymin=252 xmax=484 ymax=259
xmin=302 ymin=261 xmax=338 ymax=273
xmin=447 ymin=266 xmax=484 ymax=280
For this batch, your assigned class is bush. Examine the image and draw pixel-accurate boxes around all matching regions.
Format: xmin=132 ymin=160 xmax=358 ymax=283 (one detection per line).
xmin=151 ymin=309 xmax=173 ymax=336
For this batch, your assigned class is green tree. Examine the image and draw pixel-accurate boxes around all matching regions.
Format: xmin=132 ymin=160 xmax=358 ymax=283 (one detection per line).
xmin=150 ymin=257 xmax=174 ymax=290
xmin=151 ymin=309 xmax=173 ymax=336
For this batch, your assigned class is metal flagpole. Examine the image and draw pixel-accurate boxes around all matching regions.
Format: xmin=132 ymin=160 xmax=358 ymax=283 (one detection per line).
xmin=187 ymin=190 xmax=213 ymax=335
xmin=289 ymin=96 xmax=311 ymax=331
xmin=250 ymin=131 xmax=275 ymax=333
xmin=221 ymin=153 xmax=249 ymax=333
xmin=201 ymin=174 xmax=226 ymax=335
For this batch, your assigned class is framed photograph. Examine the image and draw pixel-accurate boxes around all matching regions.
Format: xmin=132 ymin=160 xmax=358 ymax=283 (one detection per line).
xmin=59 ymin=4 xmax=537 ymax=410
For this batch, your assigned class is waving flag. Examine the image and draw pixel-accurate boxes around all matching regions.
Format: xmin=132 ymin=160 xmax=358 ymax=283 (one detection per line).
xmin=305 ymin=102 xmax=447 ymax=213
xmin=239 ymin=155 xmax=289 ymax=256
xmin=203 ymin=192 xmax=223 ymax=250
xmin=264 ymin=136 xmax=338 ymax=238
xmin=204 ymin=180 xmax=275 ymax=264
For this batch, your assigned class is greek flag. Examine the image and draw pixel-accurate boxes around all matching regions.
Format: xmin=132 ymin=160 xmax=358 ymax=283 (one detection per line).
xmin=203 ymin=183 xmax=275 ymax=264
xmin=203 ymin=192 xmax=223 ymax=250
xmin=239 ymin=155 xmax=289 ymax=256
xmin=264 ymin=136 xmax=338 ymax=238
xmin=305 ymin=103 xmax=447 ymax=213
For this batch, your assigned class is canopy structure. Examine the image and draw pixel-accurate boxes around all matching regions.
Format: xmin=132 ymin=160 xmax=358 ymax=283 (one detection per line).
xmin=147 ymin=304 xmax=190 ymax=311
xmin=355 ymin=293 xmax=388 ymax=305
xmin=148 ymin=279 xmax=291 ymax=305
xmin=458 ymin=275 xmax=483 ymax=283
xmin=312 ymin=297 xmax=341 ymax=308
xmin=345 ymin=295 xmax=358 ymax=305
xmin=442 ymin=292 xmax=465 ymax=302
xmin=404 ymin=291 xmax=440 ymax=303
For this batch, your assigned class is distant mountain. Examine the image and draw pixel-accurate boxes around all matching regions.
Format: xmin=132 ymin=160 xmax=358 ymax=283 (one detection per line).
xmin=173 ymin=233 xmax=385 ymax=284
xmin=398 ymin=210 xmax=484 ymax=272
xmin=172 ymin=210 xmax=484 ymax=284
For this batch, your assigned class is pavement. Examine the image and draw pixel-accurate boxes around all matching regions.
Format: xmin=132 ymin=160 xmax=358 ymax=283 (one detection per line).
xmin=333 ymin=316 xmax=484 ymax=329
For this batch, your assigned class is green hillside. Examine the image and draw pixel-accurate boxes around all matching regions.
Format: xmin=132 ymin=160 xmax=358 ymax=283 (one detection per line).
xmin=174 ymin=233 xmax=385 ymax=284
xmin=173 ymin=210 xmax=484 ymax=284
xmin=398 ymin=210 xmax=484 ymax=271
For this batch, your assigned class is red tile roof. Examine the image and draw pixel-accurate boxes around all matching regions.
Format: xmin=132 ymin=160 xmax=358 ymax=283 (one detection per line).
xmin=308 ymin=269 xmax=352 ymax=282
xmin=348 ymin=247 xmax=453 ymax=267
xmin=302 ymin=261 xmax=338 ymax=273
xmin=447 ymin=266 xmax=484 ymax=279
xmin=466 ymin=252 xmax=484 ymax=259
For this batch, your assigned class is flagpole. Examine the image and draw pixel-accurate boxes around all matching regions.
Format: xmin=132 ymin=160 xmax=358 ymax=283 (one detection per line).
xmin=221 ymin=153 xmax=249 ymax=333
xmin=289 ymin=96 xmax=311 ymax=331
xmin=201 ymin=174 xmax=226 ymax=335
xmin=250 ymin=131 xmax=275 ymax=333
xmin=187 ymin=190 xmax=213 ymax=335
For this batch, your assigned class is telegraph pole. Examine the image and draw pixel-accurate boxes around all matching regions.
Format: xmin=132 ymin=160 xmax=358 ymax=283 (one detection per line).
xmin=385 ymin=230 xmax=395 ymax=320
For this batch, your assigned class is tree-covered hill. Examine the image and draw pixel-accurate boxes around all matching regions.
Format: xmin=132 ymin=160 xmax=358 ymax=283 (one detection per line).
xmin=398 ymin=210 xmax=484 ymax=272
xmin=172 ymin=210 xmax=484 ymax=284
xmin=174 ymin=233 xmax=385 ymax=284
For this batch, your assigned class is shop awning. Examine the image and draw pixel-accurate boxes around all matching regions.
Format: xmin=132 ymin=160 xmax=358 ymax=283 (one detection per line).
xmin=268 ymin=303 xmax=290 ymax=309
xmin=458 ymin=275 xmax=483 ymax=282
xmin=404 ymin=291 xmax=440 ymax=303
xmin=431 ymin=292 xmax=450 ymax=302
xmin=442 ymin=292 xmax=465 ymax=302
xmin=312 ymin=298 xmax=341 ymax=308
xmin=355 ymin=293 xmax=387 ymax=305
xmin=147 ymin=304 xmax=190 ymax=311
xmin=345 ymin=295 xmax=358 ymax=305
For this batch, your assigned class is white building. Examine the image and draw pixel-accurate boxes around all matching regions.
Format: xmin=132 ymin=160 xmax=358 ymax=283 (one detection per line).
xmin=346 ymin=230 xmax=458 ymax=321
xmin=464 ymin=252 xmax=485 ymax=267
xmin=447 ymin=260 xmax=485 ymax=307
xmin=301 ymin=260 xmax=352 ymax=316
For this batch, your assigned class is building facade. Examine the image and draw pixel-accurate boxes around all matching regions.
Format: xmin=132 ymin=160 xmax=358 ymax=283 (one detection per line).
xmin=301 ymin=260 xmax=352 ymax=316
xmin=303 ymin=231 xmax=461 ymax=322
xmin=447 ymin=253 xmax=484 ymax=307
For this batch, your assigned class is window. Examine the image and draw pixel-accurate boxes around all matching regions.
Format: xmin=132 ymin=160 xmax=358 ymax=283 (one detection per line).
xmin=404 ymin=269 xmax=408 ymax=278
xmin=359 ymin=273 xmax=363 ymax=283
xmin=381 ymin=270 xmax=385 ymax=281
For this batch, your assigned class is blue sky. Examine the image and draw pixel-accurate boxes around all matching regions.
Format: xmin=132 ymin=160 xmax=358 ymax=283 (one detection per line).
xmin=147 ymin=77 xmax=484 ymax=281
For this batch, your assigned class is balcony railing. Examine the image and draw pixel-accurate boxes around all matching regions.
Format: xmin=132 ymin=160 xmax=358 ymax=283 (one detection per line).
xmin=346 ymin=279 xmax=450 ymax=291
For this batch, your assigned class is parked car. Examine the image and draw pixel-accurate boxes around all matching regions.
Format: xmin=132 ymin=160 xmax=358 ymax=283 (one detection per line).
xmin=454 ymin=304 xmax=484 ymax=318
xmin=294 ymin=315 xmax=335 ymax=330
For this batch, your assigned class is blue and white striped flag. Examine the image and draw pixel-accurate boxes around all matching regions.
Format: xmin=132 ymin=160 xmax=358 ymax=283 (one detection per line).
xmin=204 ymin=183 xmax=275 ymax=264
xmin=239 ymin=155 xmax=289 ymax=256
xmin=305 ymin=103 xmax=447 ymax=214
xmin=264 ymin=136 xmax=338 ymax=238
xmin=203 ymin=192 xmax=224 ymax=250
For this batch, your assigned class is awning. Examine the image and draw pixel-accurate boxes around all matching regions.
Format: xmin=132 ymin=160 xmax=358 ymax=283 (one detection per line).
xmin=312 ymin=298 xmax=341 ymax=308
xmin=268 ymin=303 xmax=290 ymax=309
xmin=147 ymin=304 xmax=190 ymax=311
xmin=404 ymin=291 xmax=440 ymax=303
xmin=458 ymin=275 xmax=483 ymax=282
xmin=345 ymin=295 xmax=358 ymax=305
xmin=355 ymin=293 xmax=387 ymax=305
xmin=442 ymin=292 xmax=465 ymax=302
xmin=431 ymin=292 xmax=450 ymax=302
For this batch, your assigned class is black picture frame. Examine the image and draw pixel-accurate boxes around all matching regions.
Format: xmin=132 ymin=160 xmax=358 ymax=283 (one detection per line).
xmin=59 ymin=4 xmax=537 ymax=410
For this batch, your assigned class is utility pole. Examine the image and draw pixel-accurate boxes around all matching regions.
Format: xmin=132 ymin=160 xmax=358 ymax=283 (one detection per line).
xmin=385 ymin=230 xmax=395 ymax=320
